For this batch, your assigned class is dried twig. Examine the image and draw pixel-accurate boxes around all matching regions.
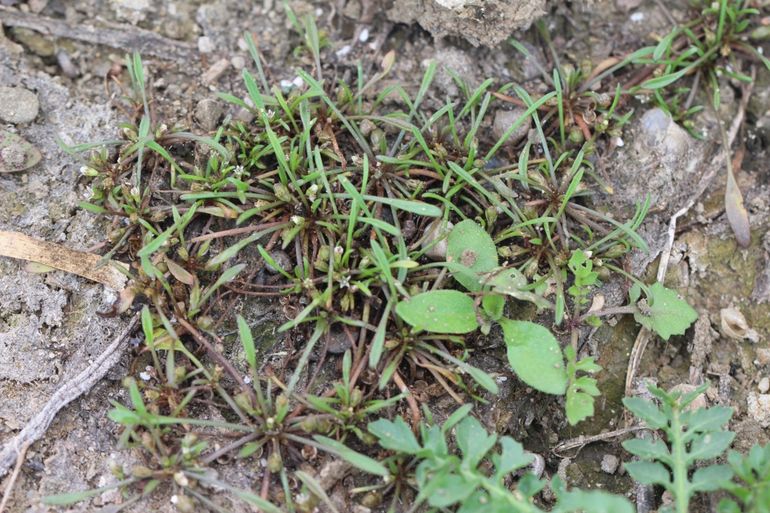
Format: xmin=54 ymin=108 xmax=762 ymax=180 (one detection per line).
xmin=553 ymin=426 xmax=649 ymax=456
xmin=0 ymin=441 xmax=29 ymax=513
xmin=0 ymin=314 xmax=140 ymax=478
xmin=0 ymin=7 xmax=197 ymax=62
xmin=0 ymin=231 xmax=128 ymax=290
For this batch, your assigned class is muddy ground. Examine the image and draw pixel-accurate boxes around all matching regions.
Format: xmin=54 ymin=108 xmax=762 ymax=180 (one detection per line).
xmin=1 ymin=0 xmax=770 ymax=512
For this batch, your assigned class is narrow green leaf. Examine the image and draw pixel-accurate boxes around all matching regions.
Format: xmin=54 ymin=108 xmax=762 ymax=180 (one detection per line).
xmin=237 ymin=315 xmax=256 ymax=370
xmin=313 ymin=436 xmax=389 ymax=477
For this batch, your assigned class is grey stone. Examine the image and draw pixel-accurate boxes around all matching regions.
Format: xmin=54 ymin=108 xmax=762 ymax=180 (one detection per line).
xmin=748 ymin=392 xmax=770 ymax=427
xmin=0 ymin=86 xmax=40 ymax=124
xmin=110 ymin=0 xmax=151 ymax=24
xmin=386 ymin=0 xmax=545 ymax=47
xmin=326 ymin=328 xmax=352 ymax=355
xmin=0 ymin=144 xmax=26 ymax=169
xmin=198 ymin=35 xmax=216 ymax=54
xmin=601 ymin=454 xmax=620 ymax=474
xmin=493 ymin=108 xmax=531 ymax=146
xmin=194 ymin=98 xmax=224 ymax=131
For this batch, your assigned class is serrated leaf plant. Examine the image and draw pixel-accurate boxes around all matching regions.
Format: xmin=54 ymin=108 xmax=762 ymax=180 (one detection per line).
xmin=623 ymin=383 xmax=736 ymax=513
xmin=718 ymin=443 xmax=770 ymax=513
xmin=332 ymin=406 xmax=634 ymax=513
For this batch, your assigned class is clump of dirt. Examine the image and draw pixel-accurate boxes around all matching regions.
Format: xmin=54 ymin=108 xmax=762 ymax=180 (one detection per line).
xmin=383 ymin=0 xmax=546 ymax=46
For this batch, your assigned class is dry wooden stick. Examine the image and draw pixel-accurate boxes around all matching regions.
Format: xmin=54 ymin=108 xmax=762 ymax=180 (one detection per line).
xmin=0 ymin=6 xmax=197 ymax=62
xmin=0 ymin=442 xmax=29 ymax=513
xmin=0 ymin=314 xmax=139 ymax=478
xmin=0 ymin=231 xmax=128 ymax=290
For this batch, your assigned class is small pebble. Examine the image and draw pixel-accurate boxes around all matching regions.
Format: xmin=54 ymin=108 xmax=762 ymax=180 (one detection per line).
xmin=201 ymin=58 xmax=230 ymax=84
xmin=759 ymin=377 xmax=770 ymax=394
xmin=747 ymin=392 xmax=770 ymax=427
xmin=231 ymin=55 xmax=246 ymax=70
xmin=198 ymin=36 xmax=215 ymax=54
xmin=492 ymin=107 xmax=531 ymax=146
xmin=358 ymin=27 xmax=370 ymax=43
xmin=336 ymin=45 xmax=352 ymax=58
xmin=327 ymin=328 xmax=352 ymax=354
xmin=0 ymin=86 xmax=40 ymax=124
xmin=528 ymin=453 xmax=545 ymax=478
xmin=56 ymin=50 xmax=80 ymax=78
xmin=194 ymin=98 xmax=224 ymax=131
xmin=601 ymin=454 xmax=620 ymax=474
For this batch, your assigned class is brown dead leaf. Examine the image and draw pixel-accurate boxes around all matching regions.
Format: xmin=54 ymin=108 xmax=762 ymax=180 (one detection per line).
xmin=725 ymin=170 xmax=751 ymax=248
xmin=0 ymin=231 xmax=128 ymax=290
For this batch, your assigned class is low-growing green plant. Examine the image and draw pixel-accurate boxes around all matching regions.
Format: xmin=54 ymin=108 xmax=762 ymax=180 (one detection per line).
xmin=719 ymin=443 xmax=770 ymax=513
xmin=622 ymin=383 xmax=736 ymax=513
xmin=396 ymin=220 xmax=699 ymax=424
xmin=333 ymin=406 xmax=634 ymax=512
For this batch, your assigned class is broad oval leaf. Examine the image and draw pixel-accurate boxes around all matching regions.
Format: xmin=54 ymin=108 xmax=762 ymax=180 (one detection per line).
xmin=447 ymin=220 xmax=498 ymax=292
xmin=396 ymin=290 xmax=478 ymax=334
xmin=368 ymin=417 xmax=421 ymax=454
xmin=630 ymin=282 xmax=698 ymax=341
xmin=500 ymin=319 xmax=567 ymax=395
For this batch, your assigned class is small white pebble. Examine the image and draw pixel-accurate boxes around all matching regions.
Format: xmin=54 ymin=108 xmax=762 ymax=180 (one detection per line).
xmin=315 ymin=7 xmax=323 ymax=16
xmin=292 ymin=76 xmax=304 ymax=88
xmin=170 ymin=495 xmax=179 ymax=504
xmin=601 ymin=454 xmax=620 ymax=474
xmin=197 ymin=36 xmax=215 ymax=54
xmin=279 ymin=79 xmax=293 ymax=89
xmin=358 ymin=27 xmax=370 ymax=43
xmin=139 ymin=371 xmax=152 ymax=381
xmin=243 ymin=376 xmax=252 ymax=384
xmin=759 ymin=377 xmax=770 ymax=394
xmin=614 ymin=137 xmax=625 ymax=147
xmin=630 ymin=12 xmax=644 ymax=22
xmin=336 ymin=45 xmax=352 ymax=58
